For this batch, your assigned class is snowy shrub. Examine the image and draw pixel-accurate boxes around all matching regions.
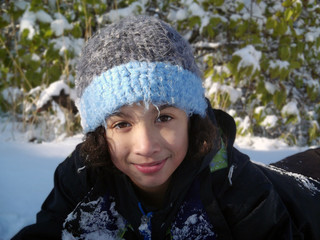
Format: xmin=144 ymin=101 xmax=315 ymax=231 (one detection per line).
xmin=0 ymin=0 xmax=319 ymax=145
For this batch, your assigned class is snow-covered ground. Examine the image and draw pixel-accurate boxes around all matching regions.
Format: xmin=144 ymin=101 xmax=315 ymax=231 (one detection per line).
xmin=0 ymin=121 xmax=309 ymax=240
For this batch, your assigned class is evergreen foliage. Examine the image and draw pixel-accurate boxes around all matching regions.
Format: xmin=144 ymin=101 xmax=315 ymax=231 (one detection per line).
xmin=0 ymin=0 xmax=319 ymax=145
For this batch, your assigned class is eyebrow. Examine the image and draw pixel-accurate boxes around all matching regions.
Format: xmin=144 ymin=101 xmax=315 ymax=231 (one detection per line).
xmin=108 ymin=111 xmax=130 ymax=119
xmin=108 ymin=104 xmax=175 ymax=119
xmin=155 ymin=104 xmax=173 ymax=111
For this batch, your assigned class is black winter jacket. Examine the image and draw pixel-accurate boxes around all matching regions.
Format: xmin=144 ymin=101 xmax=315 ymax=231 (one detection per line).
xmin=12 ymin=107 xmax=320 ymax=240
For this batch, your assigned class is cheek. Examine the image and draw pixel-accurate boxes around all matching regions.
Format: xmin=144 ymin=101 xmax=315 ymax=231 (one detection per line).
xmin=106 ymin=134 xmax=127 ymax=167
xmin=164 ymin=124 xmax=189 ymax=157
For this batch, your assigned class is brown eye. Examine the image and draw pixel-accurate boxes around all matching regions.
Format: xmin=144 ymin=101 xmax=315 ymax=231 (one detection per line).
xmin=156 ymin=115 xmax=173 ymax=123
xmin=113 ymin=122 xmax=131 ymax=129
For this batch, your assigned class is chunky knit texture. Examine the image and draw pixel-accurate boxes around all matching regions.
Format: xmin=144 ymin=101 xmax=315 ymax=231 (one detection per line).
xmin=75 ymin=15 xmax=207 ymax=133
xmin=78 ymin=61 xmax=206 ymax=132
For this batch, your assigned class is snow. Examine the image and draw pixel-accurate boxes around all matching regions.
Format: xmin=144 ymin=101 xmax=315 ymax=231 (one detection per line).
xmin=0 ymin=118 xmax=312 ymax=239
xmin=104 ymin=0 xmax=148 ymax=22
xmin=1 ymin=87 xmax=23 ymax=105
xmin=305 ymin=27 xmax=320 ymax=42
xmin=51 ymin=13 xmax=73 ymax=36
xmin=14 ymin=1 xmax=28 ymax=10
xmin=205 ymin=81 xmax=242 ymax=103
xmin=36 ymin=80 xmax=73 ymax=109
xmin=175 ymin=9 xmax=188 ymax=20
xmin=264 ymin=82 xmax=276 ymax=94
xmin=19 ymin=5 xmax=55 ymax=39
xmin=19 ymin=7 xmax=37 ymax=40
xmin=0 ymin=122 xmax=82 ymax=240
xmin=254 ymin=106 xmax=264 ymax=115
xmin=281 ymin=101 xmax=299 ymax=117
xmin=1 ymin=4 xmax=317 ymax=233
xmin=238 ymin=115 xmax=251 ymax=134
xmin=269 ymin=60 xmax=290 ymax=70
xmin=261 ymin=115 xmax=278 ymax=129
xmin=50 ymin=36 xmax=84 ymax=57
xmin=233 ymin=45 xmax=261 ymax=73
xmin=35 ymin=10 xmax=53 ymax=23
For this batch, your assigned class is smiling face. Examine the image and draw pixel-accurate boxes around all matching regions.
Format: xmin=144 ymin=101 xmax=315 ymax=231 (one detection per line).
xmin=105 ymin=103 xmax=189 ymax=195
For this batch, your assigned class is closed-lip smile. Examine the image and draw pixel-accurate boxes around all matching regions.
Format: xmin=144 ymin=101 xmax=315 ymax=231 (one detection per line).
xmin=133 ymin=158 xmax=168 ymax=174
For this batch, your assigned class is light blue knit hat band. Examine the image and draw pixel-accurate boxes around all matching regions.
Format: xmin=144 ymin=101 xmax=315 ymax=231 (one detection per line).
xmin=77 ymin=61 xmax=207 ymax=133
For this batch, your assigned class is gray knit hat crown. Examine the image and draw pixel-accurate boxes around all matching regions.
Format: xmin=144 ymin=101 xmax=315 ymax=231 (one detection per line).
xmin=76 ymin=15 xmax=207 ymax=133
xmin=76 ymin=15 xmax=201 ymax=98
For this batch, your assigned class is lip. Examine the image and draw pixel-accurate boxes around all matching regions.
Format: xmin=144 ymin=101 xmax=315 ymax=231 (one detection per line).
xmin=134 ymin=158 xmax=167 ymax=174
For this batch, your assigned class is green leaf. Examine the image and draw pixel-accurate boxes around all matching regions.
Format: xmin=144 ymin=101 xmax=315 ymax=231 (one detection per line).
xmin=210 ymin=17 xmax=222 ymax=28
xmin=235 ymin=21 xmax=249 ymax=38
xmin=279 ymin=46 xmax=290 ymax=60
xmin=188 ymin=16 xmax=201 ymax=28
xmin=26 ymin=70 xmax=42 ymax=88
xmin=47 ymin=63 xmax=62 ymax=83
xmin=282 ymin=0 xmax=292 ymax=8
xmin=275 ymin=19 xmax=287 ymax=36
xmin=273 ymin=90 xmax=287 ymax=109
xmin=290 ymin=61 xmax=301 ymax=69
xmin=307 ymin=86 xmax=318 ymax=101
xmin=44 ymin=29 xmax=53 ymax=38
xmin=236 ymin=2 xmax=245 ymax=11
xmin=30 ymin=0 xmax=43 ymax=12
xmin=45 ymin=45 xmax=60 ymax=62
xmin=294 ymin=78 xmax=303 ymax=88
xmin=266 ymin=17 xmax=276 ymax=30
xmin=284 ymin=8 xmax=294 ymax=22
xmin=309 ymin=122 xmax=320 ymax=142
xmin=204 ymin=67 xmax=214 ymax=80
xmin=71 ymin=23 xmax=82 ymax=38
xmin=213 ymin=0 xmax=224 ymax=7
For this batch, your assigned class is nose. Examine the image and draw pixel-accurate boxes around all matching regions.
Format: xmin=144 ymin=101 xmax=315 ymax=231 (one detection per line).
xmin=133 ymin=124 xmax=161 ymax=157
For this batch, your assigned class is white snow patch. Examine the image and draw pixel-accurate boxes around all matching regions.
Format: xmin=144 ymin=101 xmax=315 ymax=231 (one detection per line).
xmin=230 ymin=14 xmax=241 ymax=21
xmin=62 ymin=197 xmax=127 ymax=240
xmin=14 ymin=1 xmax=28 ymax=10
xmin=305 ymin=79 xmax=320 ymax=88
xmin=233 ymin=45 xmax=261 ymax=73
xmin=264 ymin=82 xmax=276 ymax=94
xmin=305 ymin=27 xmax=320 ymax=42
xmin=254 ymin=106 xmax=264 ymax=115
xmin=193 ymin=41 xmax=221 ymax=49
xmin=19 ymin=7 xmax=53 ymax=39
xmin=176 ymin=8 xmax=188 ymax=20
xmin=50 ymin=36 xmax=84 ymax=56
xmin=2 ymin=87 xmax=23 ymax=105
xmin=237 ymin=116 xmax=251 ymax=134
xmin=258 ymin=163 xmax=320 ymax=195
xmin=281 ymin=101 xmax=299 ymax=116
xmin=19 ymin=7 xmax=37 ymax=39
xmin=36 ymin=10 xmax=53 ymax=23
xmin=269 ymin=60 xmax=289 ymax=70
xmin=105 ymin=0 xmax=148 ymax=22
xmin=31 ymin=53 xmax=40 ymax=61
xmin=261 ymin=115 xmax=278 ymax=129
xmin=50 ymin=13 xmax=73 ymax=36
xmin=36 ymin=80 xmax=71 ymax=109
xmin=213 ymin=65 xmax=230 ymax=75
xmin=228 ymin=109 xmax=237 ymax=117
xmin=205 ymin=82 xmax=241 ymax=103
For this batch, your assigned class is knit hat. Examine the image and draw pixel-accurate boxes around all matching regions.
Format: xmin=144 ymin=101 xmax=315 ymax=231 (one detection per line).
xmin=76 ymin=15 xmax=207 ymax=133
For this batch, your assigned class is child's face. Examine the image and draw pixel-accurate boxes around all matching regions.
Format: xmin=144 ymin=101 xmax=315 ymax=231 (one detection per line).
xmin=106 ymin=103 xmax=189 ymax=194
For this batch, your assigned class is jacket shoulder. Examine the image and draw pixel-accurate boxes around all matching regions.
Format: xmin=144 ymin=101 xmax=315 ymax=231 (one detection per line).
xmin=209 ymin=148 xmax=320 ymax=239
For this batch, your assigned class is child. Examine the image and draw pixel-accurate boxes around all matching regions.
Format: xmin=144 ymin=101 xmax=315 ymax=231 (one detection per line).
xmin=13 ymin=15 xmax=320 ymax=240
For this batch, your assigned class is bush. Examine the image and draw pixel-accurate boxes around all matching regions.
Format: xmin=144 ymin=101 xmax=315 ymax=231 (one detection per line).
xmin=1 ymin=0 xmax=319 ymax=145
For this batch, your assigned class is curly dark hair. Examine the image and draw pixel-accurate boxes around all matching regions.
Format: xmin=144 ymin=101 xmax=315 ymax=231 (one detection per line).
xmin=80 ymin=114 xmax=220 ymax=172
